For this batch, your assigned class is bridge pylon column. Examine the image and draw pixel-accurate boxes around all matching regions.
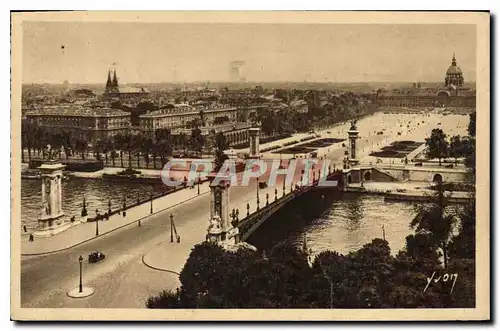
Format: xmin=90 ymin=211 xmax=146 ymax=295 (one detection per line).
xmin=347 ymin=120 xmax=360 ymax=167
xmin=207 ymin=174 xmax=240 ymax=245
xmin=248 ymin=127 xmax=261 ymax=158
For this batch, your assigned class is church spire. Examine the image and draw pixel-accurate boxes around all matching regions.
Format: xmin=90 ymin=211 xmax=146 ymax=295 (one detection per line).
xmin=452 ymin=52 xmax=457 ymax=66
xmin=105 ymin=70 xmax=112 ymax=90
xmin=112 ymin=69 xmax=118 ymax=87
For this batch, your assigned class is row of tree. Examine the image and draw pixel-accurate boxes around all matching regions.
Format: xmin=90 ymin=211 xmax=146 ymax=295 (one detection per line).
xmin=249 ymin=93 xmax=375 ymax=136
xmin=425 ymin=111 xmax=476 ymax=170
xmin=21 ymin=124 xmax=207 ymax=168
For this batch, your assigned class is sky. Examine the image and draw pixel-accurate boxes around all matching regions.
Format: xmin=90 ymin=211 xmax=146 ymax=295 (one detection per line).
xmin=22 ymin=22 xmax=476 ymax=84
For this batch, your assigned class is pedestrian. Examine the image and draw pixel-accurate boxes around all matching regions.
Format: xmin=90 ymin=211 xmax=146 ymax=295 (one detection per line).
xmin=29 ymin=233 xmax=34 ymax=242
xmin=23 ymin=225 xmax=27 ymax=233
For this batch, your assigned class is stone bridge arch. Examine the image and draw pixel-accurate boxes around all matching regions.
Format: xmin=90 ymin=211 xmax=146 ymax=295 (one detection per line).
xmin=363 ymin=170 xmax=372 ymax=181
xmin=432 ymin=173 xmax=443 ymax=184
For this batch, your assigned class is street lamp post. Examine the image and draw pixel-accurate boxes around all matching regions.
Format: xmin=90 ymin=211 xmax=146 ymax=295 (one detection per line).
xmin=170 ymin=214 xmax=174 ymax=243
xmin=282 ymin=174 xmax=286 ymax=196
xmin=256 ymin=180 xmax=260 ymax=211
xmin=230 ymin=208 xmax=239 ymax=227
xmin=197 ymin=173 xmax=201 ymax=195
xmin=122 ymin=196 xmax=127 ymax=217
xmin=108 ymin=199 xmax=112 ymax=215
xmin=95 ymin=209 xmax=99 ymax=236
xmin=150 ymin=192 xmax=153 ymax=214
xmin=78 ymin=255 xmax=83 ymax=293
xmin=81 ymin=197 xmax=87 ymax=217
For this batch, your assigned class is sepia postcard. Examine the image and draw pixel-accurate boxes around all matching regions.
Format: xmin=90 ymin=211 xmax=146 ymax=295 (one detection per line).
xmin=10 ymin=11 xmax=490 ymax=321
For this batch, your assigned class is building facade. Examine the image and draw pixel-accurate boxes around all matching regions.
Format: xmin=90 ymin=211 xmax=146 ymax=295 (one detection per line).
xmin=139 ymin=103 xmax=238 ymax=136
xmin=25 ymin=106 xmax=131 ymax=143
xmin=376 ymin=53 xmax=476 ymax=109
xmin=103 ymin=69 xmax=149 ymax=98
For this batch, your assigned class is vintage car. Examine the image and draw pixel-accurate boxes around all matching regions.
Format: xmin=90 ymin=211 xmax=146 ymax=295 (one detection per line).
xmin=88 ymin=251 xmax=106 ymax=263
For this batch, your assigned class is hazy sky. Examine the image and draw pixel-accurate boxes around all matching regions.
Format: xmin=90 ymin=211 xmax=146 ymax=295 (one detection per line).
xmin=22 ymin=22 xmax=476 ymax=84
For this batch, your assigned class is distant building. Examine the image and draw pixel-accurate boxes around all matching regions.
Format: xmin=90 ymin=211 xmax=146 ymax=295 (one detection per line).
xmin=139 ymin=103 xmax=237 ymax=136
xmin=229 ymin=61 xmax=246 ymax=82
xmin=377 ymin=53 xmax=475 ymax=108
xmin=290 ymin=99 xmax=309 ymax=113
xmin=25 ymin=106 xmax=131 ymax=143
xmin=305 ymin=90 xmax=321 ymax=110
xmin=103 ymin=69 xmax=149 ymax=98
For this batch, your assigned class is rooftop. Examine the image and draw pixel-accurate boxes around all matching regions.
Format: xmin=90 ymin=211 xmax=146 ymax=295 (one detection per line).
xmin=26 ymin=106 xmax=130 ymax=117
xmin=140 ymin=103 xmax=236 ymax=118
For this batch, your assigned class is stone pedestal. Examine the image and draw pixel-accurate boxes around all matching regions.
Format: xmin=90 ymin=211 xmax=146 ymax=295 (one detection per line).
xmin=67 ymin=287 xmax=94 ymax=298
xmin=33 ymin=162 xmax=68 ymax=237
xmin=248 ymin=127 xmax=261 ymax=158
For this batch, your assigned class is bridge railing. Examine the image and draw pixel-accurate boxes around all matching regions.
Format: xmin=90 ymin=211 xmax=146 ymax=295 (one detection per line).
xmin=236 ymin=171 xmax=342 ymax=240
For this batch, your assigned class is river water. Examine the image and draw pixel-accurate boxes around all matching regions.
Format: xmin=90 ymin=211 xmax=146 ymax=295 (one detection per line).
xmin=21 ymin=178 xmax=169 ymax=229
xmin=245 ymin=191 xmax=416 ymax=256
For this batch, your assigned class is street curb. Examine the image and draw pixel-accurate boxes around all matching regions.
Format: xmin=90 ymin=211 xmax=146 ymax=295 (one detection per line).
xmin=21 ymin=191 xmax=210 ymax=257
xmin=141 ymin=254 xmax=181 ymax=276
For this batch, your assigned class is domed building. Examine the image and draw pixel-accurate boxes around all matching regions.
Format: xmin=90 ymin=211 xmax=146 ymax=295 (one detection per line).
xmin=445 ymin=53 xmax=464 ymax=87
xmin=377 ymin=52 xmax=475 ymax=109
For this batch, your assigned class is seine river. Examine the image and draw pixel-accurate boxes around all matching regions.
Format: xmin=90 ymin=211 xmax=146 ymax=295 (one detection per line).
xmin=21 ymin=178 xmax=170 ymax=229
xmin=246 ymin=192 xmax=416 ymax=256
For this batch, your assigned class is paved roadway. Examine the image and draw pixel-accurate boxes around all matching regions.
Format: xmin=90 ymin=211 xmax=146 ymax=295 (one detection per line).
xmin=20 ymin=110 xmax=470 ymax=308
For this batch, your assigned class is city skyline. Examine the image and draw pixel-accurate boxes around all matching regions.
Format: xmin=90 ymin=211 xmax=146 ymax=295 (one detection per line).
xmin=22 ymin=22 xmax=476 ymax=85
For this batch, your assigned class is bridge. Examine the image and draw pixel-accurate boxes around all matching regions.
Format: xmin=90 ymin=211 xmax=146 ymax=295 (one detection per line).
xmin=204 ymin=155 xmax=344 ymax=246
xmin=235 ymin=169 xmax=342 ymax=242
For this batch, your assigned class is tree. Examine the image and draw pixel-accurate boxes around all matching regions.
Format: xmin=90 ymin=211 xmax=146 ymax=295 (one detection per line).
xmin=122 ymin=132 xmax=133 ymax=168
xmin=199 ymin=109 xmax=206 ymax=127
xmin=214 ymin=132 xmax=228 ymax=172
xmin=467 ymin=111 xmax=476 ymax=137
xmin=146 ymin=290 xmax=180 ymax=309
xmin=190 ymin=126 xmax=204 ymax=157
xmin=425 ymin=128 xmax=448 ymax=166
xmin=411 ymin=183 xmax=456 ymax=269
xmin=142 ymin=137 xmax=153 ymax=169
xmin=448 ymin=198 xmax=475 ymax=260
xmin=93 ymin=139 xmax=103 ymax=161
xmin=178 ymin=132 xmax=189 ymax=155
xmin=449 ymin=135 xmax=463 ymax=164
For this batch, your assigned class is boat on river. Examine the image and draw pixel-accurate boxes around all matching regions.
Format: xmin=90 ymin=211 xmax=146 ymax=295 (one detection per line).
xmin=21 ymin=169 xmax=41 ymax=180
xmin=102 ymin=168 xmax=161 ymax=184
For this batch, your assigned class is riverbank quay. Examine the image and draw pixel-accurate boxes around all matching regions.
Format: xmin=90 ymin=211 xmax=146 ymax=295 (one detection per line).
xmin=22 ymin=163 xmax=212 ymax=179
xmin=345 ymin=181 xmax=472 ymax=204
xmin=21 ymin=181 xmax=211 ymax=255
